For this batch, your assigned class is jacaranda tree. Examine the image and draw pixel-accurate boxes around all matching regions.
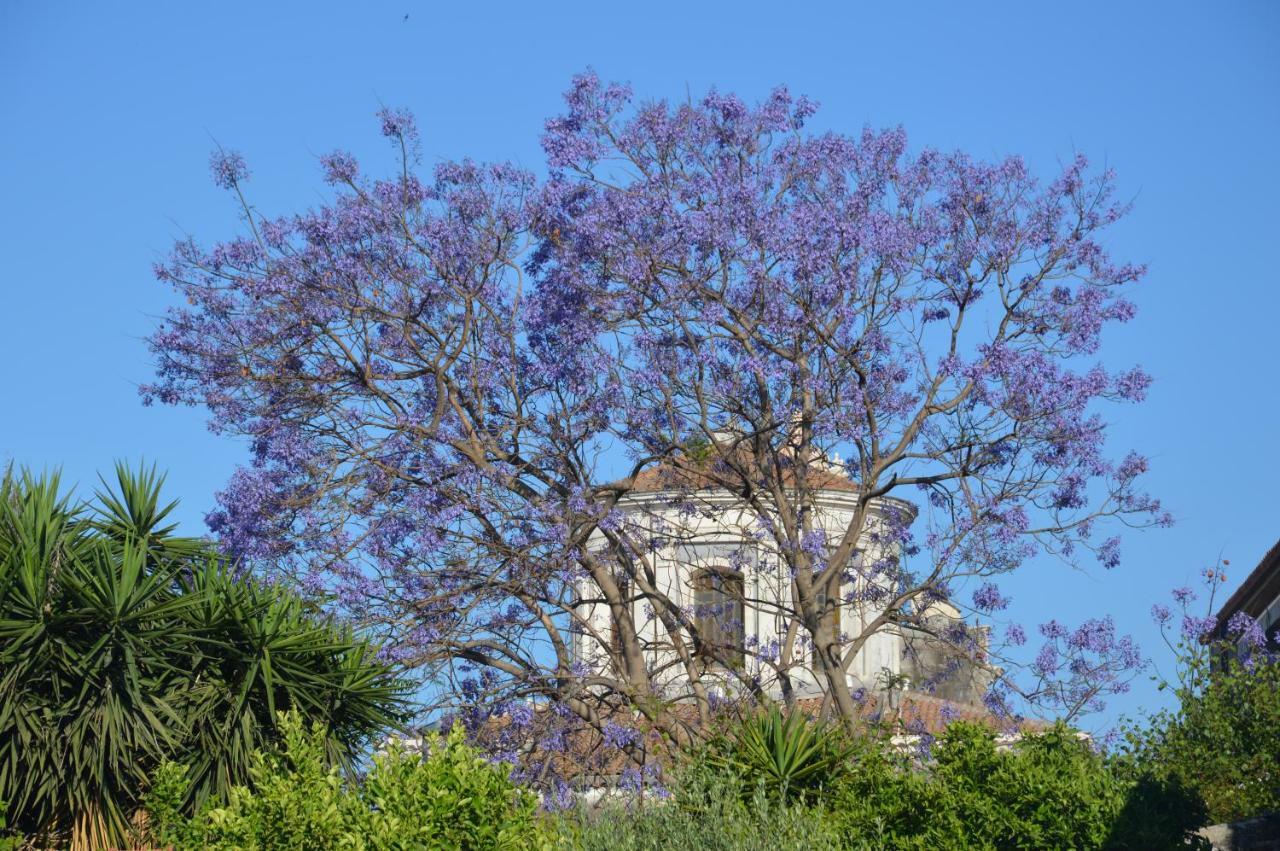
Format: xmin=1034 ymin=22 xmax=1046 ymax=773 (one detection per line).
xmin=144 ymin=74 xmax=1162 ymax=779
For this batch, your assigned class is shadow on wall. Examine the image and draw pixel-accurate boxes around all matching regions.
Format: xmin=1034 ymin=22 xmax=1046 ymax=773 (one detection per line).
xmin=1107 ymin=773 xmax=1211 ymax=850
xmin=1197 ymin=811 xmax=1280 ymax=851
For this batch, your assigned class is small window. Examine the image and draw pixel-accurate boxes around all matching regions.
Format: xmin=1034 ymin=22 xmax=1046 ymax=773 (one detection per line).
xmin=1262 ymin=596 xmax=1280 ymax=635
xmin=693 ymin=568 xmax=745 ymax=667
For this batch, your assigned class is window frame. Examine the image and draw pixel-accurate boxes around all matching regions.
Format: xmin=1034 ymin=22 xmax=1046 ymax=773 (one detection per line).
xmin=692 ymin=565 xmax=746 ymax=668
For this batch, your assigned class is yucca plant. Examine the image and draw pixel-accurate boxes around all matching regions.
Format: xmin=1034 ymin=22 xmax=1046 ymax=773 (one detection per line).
xmin=175 ymin=560 xmax=409 ymax=811
xmin=0 ymin=464 xmax=409 ymax=849
xmin=702 ymin=706 xmax=855 ymax=804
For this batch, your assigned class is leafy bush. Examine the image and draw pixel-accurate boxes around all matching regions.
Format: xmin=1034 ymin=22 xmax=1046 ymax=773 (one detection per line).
xmin=1110 ymin=576 xmax=1280 ymax=827
xmin=826 ymin=721 xmax=1207 ymax=850
xmin=0 ymin=465 xmax=408 ymax=848
xmin=559 ymin=759 xmax=845 ymax=851
xmin=934 ymin=723 xmax=1125 ymax=848
xmin=141 ymin=708 xmax=1215 ymax=850
xmin=560 ymin=719 xmax=1203 ymax=850
xmin=149 ymin=712 xmax=555 ymax=850
xmin=1115 ymin=653 xmax=1280 ymax=824
xmin=0 ymin=800 xmax=19 ymax=851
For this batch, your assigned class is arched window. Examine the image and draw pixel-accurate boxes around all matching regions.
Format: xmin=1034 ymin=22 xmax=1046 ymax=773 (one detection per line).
xmin=693 ymin=567 xmax=744 ymax=667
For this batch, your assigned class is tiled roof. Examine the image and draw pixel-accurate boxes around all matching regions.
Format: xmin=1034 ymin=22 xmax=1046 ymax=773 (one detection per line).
xmin=1215 ymin=536 xmax=1280 ymax=631
xmin=624 ymin=458 xmax=860 ymax=496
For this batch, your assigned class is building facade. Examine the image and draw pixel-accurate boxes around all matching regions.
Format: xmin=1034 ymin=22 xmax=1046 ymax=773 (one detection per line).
xmin=1214 ymin=537 xmax=1280 ymax=658
xmin=571 ymin=456 xmax=991 ymax=705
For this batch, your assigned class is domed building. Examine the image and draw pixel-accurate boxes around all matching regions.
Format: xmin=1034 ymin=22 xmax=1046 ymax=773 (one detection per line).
xmin=571 ymin=446 xmax=992 ymax=707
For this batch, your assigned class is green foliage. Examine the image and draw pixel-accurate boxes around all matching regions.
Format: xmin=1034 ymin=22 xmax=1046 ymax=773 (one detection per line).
xmin=929 ymin=724 xmax=1124 ymax=849
xmin=150 ymin=712 xmax=555 ymax=851
xmin=0 ymin=464 xmax=408 ymax=848
xmin=172 ymin=560 xmax=410 ymax=812
xmin=1115 ymin=651 xmax=1280 ymax=824
xmin=680 ymin=436 xmax=714 ymax=465
xmin=825 ymin=721 xmax=1206 ymax=850
xmin=811 ymin=729 xmax=933 ymax=847
xmin=361 ymin=724 xmax=554 ymax=850
xmin=0 ymin=800 xmax=20 ymax=851
xmin=699 ymin=706 xmax=854 ymax=804
xmin=139 ymin=707 xmax=1217 ymax=850
xmin=558 ymin=762 xmax=845 ymax=851
xmin=559 ymin=720 xmax=1203 ymax=850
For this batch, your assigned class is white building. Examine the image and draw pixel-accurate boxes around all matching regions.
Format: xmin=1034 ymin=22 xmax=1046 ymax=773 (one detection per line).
xmin=571 ymin=453 xmax=921 ymax=701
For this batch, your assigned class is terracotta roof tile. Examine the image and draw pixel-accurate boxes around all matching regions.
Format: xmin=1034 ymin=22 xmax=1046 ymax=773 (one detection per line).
xmin=625 ymin=457 xmax=860 ymax=495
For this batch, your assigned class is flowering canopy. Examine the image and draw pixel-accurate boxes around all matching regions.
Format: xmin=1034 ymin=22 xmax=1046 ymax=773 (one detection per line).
xmin=145 ymin=73 xmax=1162 ymax=778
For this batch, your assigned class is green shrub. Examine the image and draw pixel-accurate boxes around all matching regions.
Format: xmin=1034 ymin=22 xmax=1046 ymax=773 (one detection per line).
xmin=558 ymin=761 xmax=845 ymax=851
xmin=0 ymin=800 xmax=20 ymax=851
xmin=813 ymin=729 xmax=933 ymax=847
xmin=150 ymin=712 xmax=555 ymax=851
xmin=556 ymin=713 xmax=1210 ymax=850
xmin=360 ymin=724 xmax=554 ymax=850
xmin=630 ymin=710 xmax=1203 ymax=849
xmin=928 ymin=723 xmax=1126 ymax=849
xmin=0 ymin=465 xmax=408 ymax=847
xmin=826 ymin=721 xmax=1208 ymax=850
xmin=1114 ymin=652 xmax=1280 ymax=824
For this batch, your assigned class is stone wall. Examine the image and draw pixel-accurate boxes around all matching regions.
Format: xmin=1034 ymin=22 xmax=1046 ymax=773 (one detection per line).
xmin=898 ymin=614 xmax=995 ymax=706
xmin=1198 ymin=811 xmax=1280 ymax=850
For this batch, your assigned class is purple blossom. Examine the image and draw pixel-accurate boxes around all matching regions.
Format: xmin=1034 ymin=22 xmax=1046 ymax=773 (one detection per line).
xmin=971 ymin=582 xmax=1011 ymax=612
xmin=1096 ymin=536 xmax=1122 ymax=569
xmin=1033 ymin=644 xmax=1060 ymax=677
xmin=539 ymin=727 xmax=568 ymax=754
xmin=1022 ymin=613 xmax=1144 ymax=717
xmin=982 ymin=687 xmax=1015 ymax=721
xmin=800 ymin=529 xmax=829 ymax=560
xmin=1114 ymin=367 xmax=1152 ymax=402
xmin=377 ymin=106 xmax=419 ymax=144
xmin=320 ymin=150 xmax=359 ymax=184
xmin=507 ymin=701 xmax=535 ymax=728
xmin=1180 ymin=614 xmax=1218 ymax=642
xmin=1039 ymin=620 xmax=1069 ymax=640
xmin=601 ymin=720 xmax=640 ymax=750
xmin=1068 ymin=617 xmax=1117 ymax=653
xmin=543 ymin=778 xmax=574 ymax=812
xmin=209 ymin=148 xmax=249 ymax=189
xmin=1116 ymin=452 xmax=1149 ymax=482
xmin=1225 ymin=612 xmax=1266 ymax=648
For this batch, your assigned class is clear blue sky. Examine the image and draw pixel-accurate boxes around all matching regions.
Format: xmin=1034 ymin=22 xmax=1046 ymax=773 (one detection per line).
xmin=3 ymin=0 xmax=1277 ymax=725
